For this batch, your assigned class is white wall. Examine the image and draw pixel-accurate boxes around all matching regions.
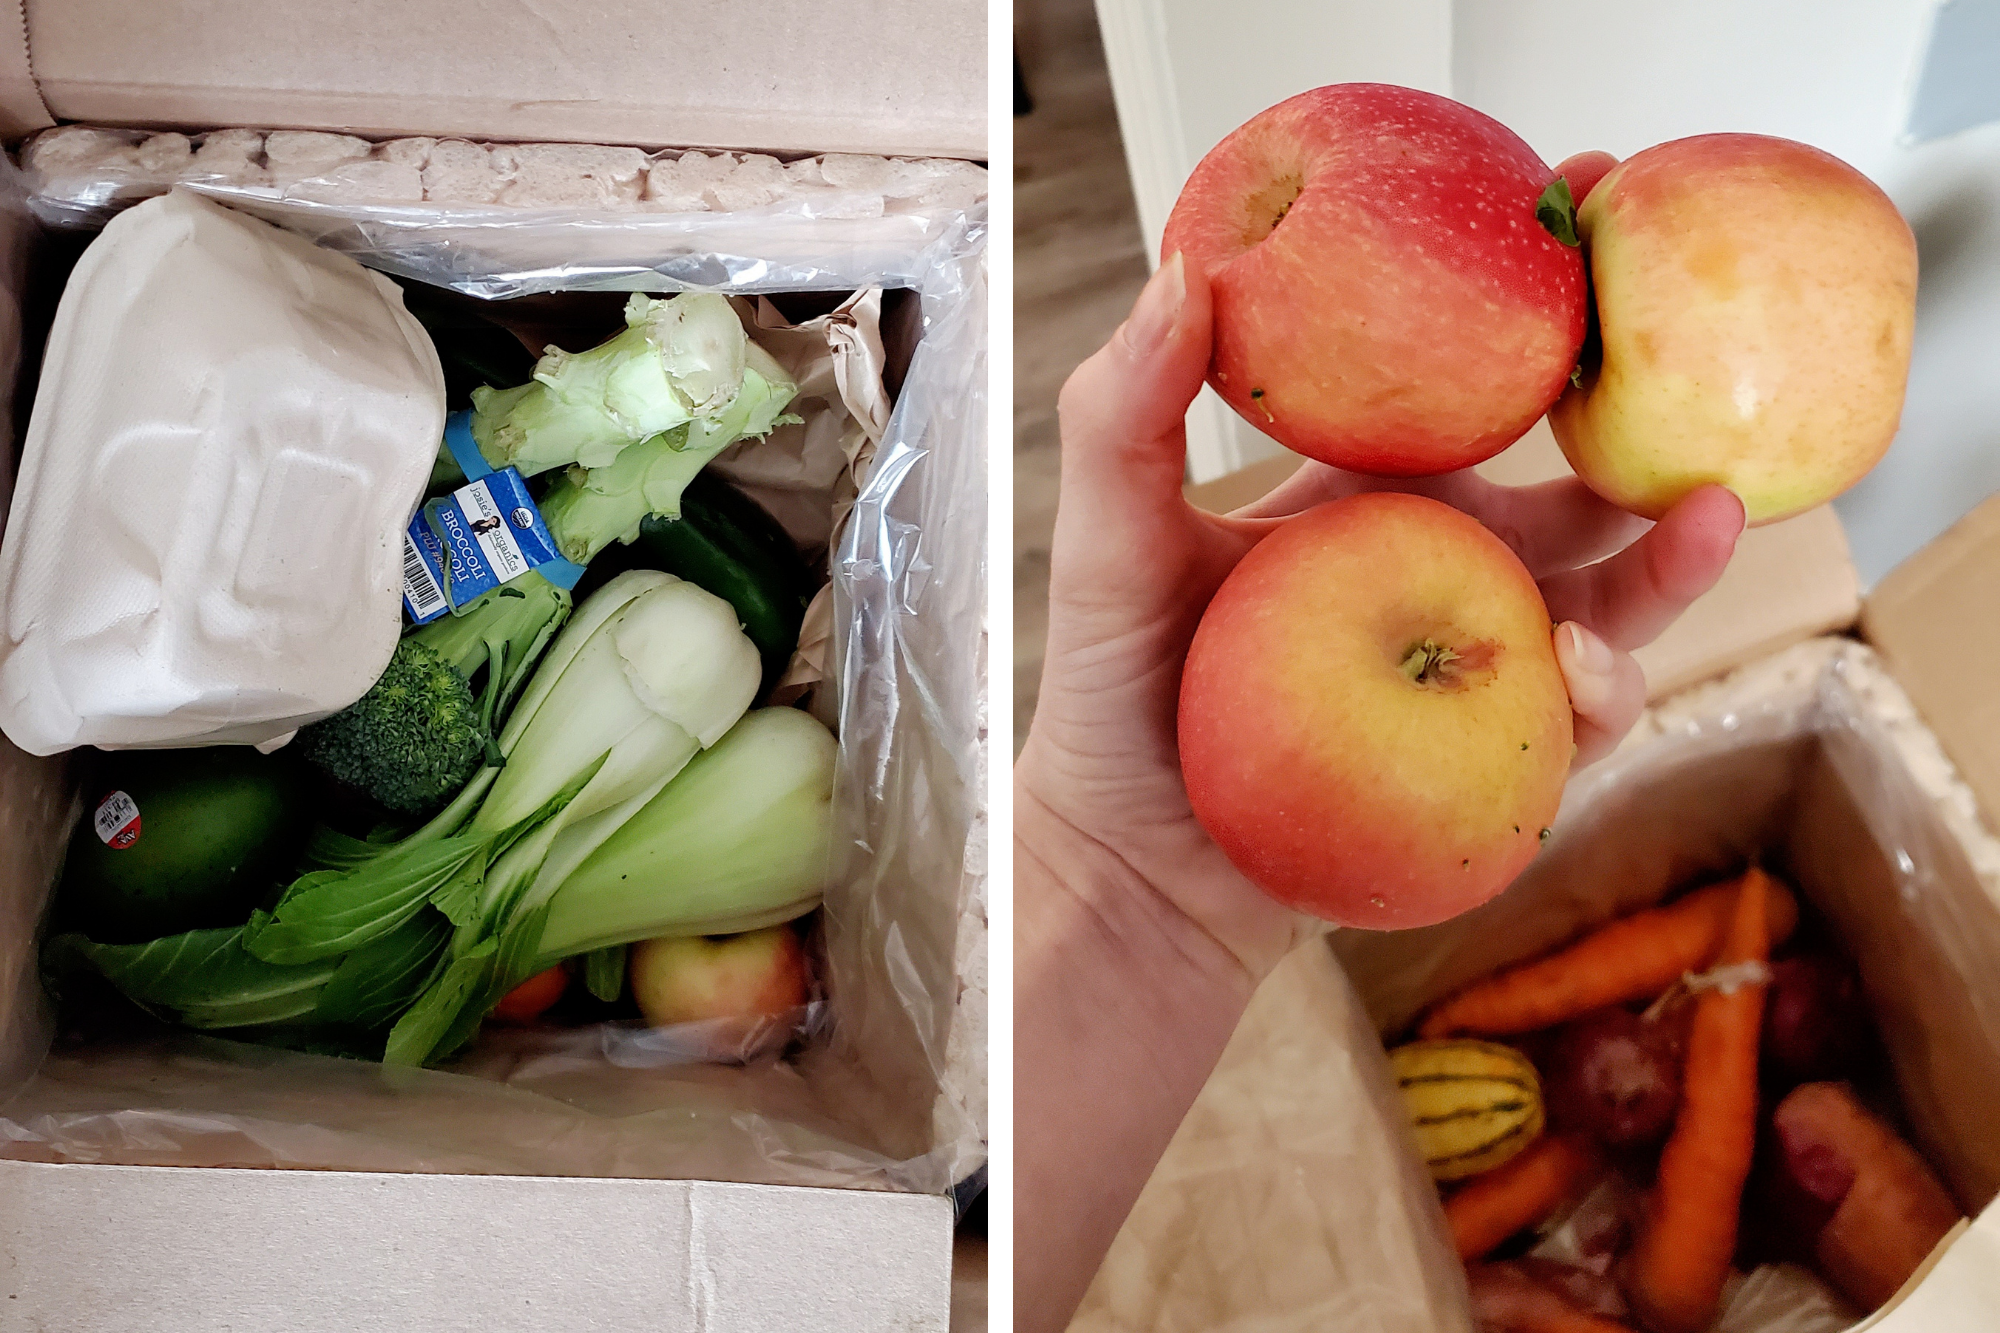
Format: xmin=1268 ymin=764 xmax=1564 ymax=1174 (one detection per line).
xmin=1100 ymin=0 xmax=2000 ymax=585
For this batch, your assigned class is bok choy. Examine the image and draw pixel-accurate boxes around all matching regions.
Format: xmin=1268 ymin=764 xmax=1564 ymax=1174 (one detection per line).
xmin=50 ymin=571 xmax=836 ymax=1067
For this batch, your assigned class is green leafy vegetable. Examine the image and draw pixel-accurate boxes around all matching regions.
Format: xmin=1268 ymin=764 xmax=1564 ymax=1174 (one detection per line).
xmin=51 ymin=926 xmax=340 ymax=1030
xmin=534 ymin=341 xmax=801 ymax=564
xmin=467 ymin=293 xmax=757 ymax=478
xmin=535 ymin=706 xmax=836 ymax=963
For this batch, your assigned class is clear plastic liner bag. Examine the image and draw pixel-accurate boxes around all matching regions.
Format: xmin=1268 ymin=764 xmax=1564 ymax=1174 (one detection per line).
xmin=0 ymin=169 xmax=987 ymax=1197
xmin=15 ymin=125 xmax=987 ymax=298
xmin=1077 ymin=638 xmax=2000 ymax=1331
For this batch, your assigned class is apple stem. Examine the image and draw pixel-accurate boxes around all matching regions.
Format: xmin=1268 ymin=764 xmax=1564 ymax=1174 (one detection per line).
xmin=1399 ymin=639 xmax=1460 ymax=686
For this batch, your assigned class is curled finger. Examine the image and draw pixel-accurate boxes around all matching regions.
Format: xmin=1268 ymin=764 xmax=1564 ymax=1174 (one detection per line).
xmin=1540 ymin=484 xmax=1744 ymax=651
xmin=1556 ymin=620 xmax=1648 ymax=767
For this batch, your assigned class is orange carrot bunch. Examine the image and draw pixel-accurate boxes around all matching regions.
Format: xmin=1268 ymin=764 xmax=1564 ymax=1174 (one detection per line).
xmin=1419 ymin=871 xmax=1796 ymax=1040
xmin=1411 ymin=867 xmax=1934 ymax=1333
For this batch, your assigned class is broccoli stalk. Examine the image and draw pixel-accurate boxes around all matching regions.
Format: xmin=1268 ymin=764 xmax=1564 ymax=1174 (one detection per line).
xmin=465 ymin=293 xmax=751 ymax=478
xmin=534 ymin=342 xmax=801 ymax=563
xmin=408 ymin=575 xmax=570 ymax=734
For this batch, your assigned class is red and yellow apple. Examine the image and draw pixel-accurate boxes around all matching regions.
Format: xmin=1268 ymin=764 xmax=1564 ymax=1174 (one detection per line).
xmin=1178 ymin=492 xmax=1571 ymax=928
xmin=1550 ymin=133 xmax=1917 ymax=524
xmin=1161 ymin=83 xmax=1586 ymax=476
xmin=630 ymin=925 xmax=810 ymax=1042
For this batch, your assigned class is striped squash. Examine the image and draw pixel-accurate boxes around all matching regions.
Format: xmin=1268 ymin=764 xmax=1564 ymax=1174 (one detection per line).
xmin=1389 ymin=1038 xmax=1544 ymax=1181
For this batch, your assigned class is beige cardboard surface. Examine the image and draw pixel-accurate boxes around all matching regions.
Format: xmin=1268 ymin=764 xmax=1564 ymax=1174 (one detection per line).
xmin=8 ymin=0 xmax=985 ymax=158
xmin=1863 ymin=490 xmax=2000 ymax=863
xmin=1070 ymin=940 xmax=1470 ymax=1333
xmin=1080 ymin=639 xmax=2000 ymax=1331
xmin=1184 ymin=421 xmax=1861 ymax=702
xmin=0 ymin=0 xmax=45 ymax=140
xmin=0 ymin=1161 xmax=954 ymax=1331
xmin=0 ymin=187 xmax=67 ymax=1100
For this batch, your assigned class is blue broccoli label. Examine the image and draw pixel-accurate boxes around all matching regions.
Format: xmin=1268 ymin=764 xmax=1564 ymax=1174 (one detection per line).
xmin=401 ymin=468 xmax=576 ymax=623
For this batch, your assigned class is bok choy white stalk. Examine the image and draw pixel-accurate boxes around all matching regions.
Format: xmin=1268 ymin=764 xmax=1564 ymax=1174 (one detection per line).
xmin=534 ymin=705 xmax=837 ymax=962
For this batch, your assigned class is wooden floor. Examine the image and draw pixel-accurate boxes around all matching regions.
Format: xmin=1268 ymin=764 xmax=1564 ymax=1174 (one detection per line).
xmin=1013 ymin=0 xmax=1151 ymax=753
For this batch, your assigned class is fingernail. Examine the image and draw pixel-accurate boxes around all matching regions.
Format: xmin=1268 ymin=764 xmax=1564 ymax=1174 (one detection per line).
xmin=1565 ymin=622 xmax=1613 ymax=676
xmin=1122 ymin=252 xmax=1187 ymax=356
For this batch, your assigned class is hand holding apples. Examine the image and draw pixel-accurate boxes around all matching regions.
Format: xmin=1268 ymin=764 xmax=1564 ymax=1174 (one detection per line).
xmin=1014 ymin=255 xmax=1739 ymax=1333
xmin=1020 ymin=250 xmax=1741 ymax=963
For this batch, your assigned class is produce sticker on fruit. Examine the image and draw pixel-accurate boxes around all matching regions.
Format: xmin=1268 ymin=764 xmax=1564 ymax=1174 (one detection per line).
xmin=91 ymin=790 xmax=140 ymax=849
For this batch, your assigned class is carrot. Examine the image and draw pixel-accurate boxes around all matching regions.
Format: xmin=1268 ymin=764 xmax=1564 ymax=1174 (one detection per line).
xmin=1465 ymin=1263 xmax=1636 ymax=1332
xmin=1419 ymin=869 xmax=1796 ymax=1039
xmin=1624 ymin=871 xmax=1770 ymax=1333
xmin=1446 ymin=1134 xmax=1603 ymax=1260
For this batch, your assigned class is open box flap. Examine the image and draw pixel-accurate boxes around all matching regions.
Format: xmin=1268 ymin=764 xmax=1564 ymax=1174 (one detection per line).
xmin=0 ymin=1161 xmax=954 ymax=1330
xmin=0 ymin=0 xmax=984 ymax=159
xmin=1861 ymin=490 xmax=2000 ymax=844
xmin=1183 ymin=421 xmax=1862 ymax=704
xmin=0 ymin=0 xmax=47 ymax=140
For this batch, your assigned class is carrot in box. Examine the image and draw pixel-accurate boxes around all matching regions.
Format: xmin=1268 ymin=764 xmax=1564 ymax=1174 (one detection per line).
xmin=1445 ymin=1133 xmax=1603 ymax=1261
xmin=1624 ymin=870 xmax=1771 ymax=1333
xmin=1418 ymin=868 xmax=1796 ymax=1040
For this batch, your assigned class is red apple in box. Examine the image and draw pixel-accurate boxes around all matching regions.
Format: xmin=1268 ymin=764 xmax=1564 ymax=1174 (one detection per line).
xmin=1178 ymin=492 xmax=1571 ymax=928
xmin=1162 ymin=83 xmax=1586 ymax=476
xmin=631 ymin=925 xmax=809 ymax=1052
xmin=1550 ymin=134 xmax=1917 ymax=524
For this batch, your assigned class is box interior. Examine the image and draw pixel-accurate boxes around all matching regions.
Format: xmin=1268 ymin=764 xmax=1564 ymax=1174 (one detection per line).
xmin=1336 ymin=643 xmax=2000 ymax=1215
xmin=1076 ymin=639 xmax=2000 ymax=1331
xmin=0 ymin=139 xmax=984 ymax=1201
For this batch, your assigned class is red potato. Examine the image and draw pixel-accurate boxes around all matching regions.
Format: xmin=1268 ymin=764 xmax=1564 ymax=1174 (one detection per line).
xmin=1762 ymin=953 xmax=1871 ymax=1086
xmin=1542 ymin=1009 xmax=1681 ymax=1150
xmin=1763 ymin=1082 xmax=1962 ymax=1310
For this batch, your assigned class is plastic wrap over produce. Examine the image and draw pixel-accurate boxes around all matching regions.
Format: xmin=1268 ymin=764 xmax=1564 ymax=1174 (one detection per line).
xmin=0 ymin=194 xmax=986 ymax=1196
xmin=16 ymin=126 xmax=987 ymax=299
xmin=1079 ymin=638 xmax=2000 ymax=1331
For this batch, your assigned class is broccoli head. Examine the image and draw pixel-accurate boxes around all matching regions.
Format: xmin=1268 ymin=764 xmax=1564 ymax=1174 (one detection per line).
xmin=297 ymin=640 xmax=492 ymax=815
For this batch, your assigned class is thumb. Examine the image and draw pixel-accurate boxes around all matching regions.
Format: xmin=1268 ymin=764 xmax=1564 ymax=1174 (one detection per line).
xmin=1053 ymin=252 xmax=1213 ymax=536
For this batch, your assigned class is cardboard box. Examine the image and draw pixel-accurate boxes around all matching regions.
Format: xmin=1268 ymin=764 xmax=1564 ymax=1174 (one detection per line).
xmin=0 ymin=11 xmax=985 ymax=1330
xmin=1079 ymin=443 xmax=2000 ymax=1331
xmin=0 ymin=0 xmax=985 ymax=158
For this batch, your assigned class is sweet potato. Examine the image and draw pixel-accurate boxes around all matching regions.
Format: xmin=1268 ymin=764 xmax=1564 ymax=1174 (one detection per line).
xmin=1766 ymin=1082 xmax=1963 ymax=1310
